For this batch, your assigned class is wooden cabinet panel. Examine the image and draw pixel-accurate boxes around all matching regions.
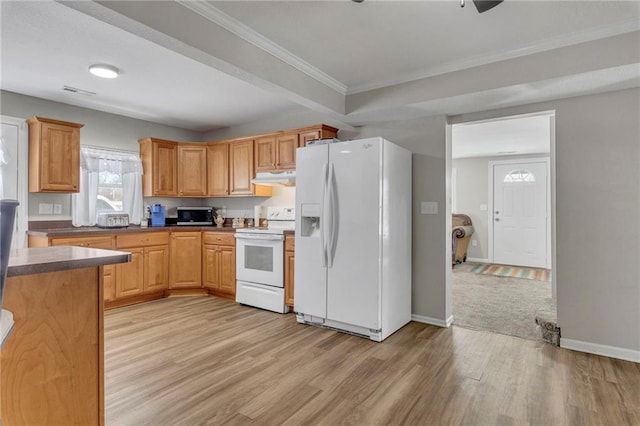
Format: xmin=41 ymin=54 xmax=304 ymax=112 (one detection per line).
xmin=276 ymin=133 xmax=298 ymax=170
xmin=254 ymin=136 xmax=276 ymax=172
xmin=207 ymin=143 xmax=229 ymax=197
xmin=116 ymin=231 xmax=169 ymax=249
xmin=103 ymin=265 xmax=116 ymax=302
xmin=298 ymin=125 xmax=339 ymax=147
xmin=202 ymin=245 xmax=218 ymax=290
xmin=177 ymin=144 xmax=208 ymax=196
xmin=285 ymin=235 xmax=295 ymax=309
xmin=202 ymin=232 xmax=235 ymax=246
xmin=219 ymin=246 xmax=236 ymax=294
xmin=229 ymin=140 xmax=255 ymax=196
xmin=140 ymin=138 xmax=178 ymax=196
xmin=169 ymin=232 xmax=202 ymax=288
xmin=50 ymin=235 xmax=114 ymax=249
xmin=116 ymin=248 xmax=144 ymax=298
xmin=153 ymin=141 xmax=178 ymax=196
xmin=202 ymin=231 xmax=236 ymax=297
xmin=27 ymin=116 xmax=82 ymax=193
xmin=145 ymin=245 xmax=169 ymax=292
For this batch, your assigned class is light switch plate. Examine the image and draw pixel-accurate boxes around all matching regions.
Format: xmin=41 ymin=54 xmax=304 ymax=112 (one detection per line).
xmin=421 ymin=201 xmax=438 ymax=215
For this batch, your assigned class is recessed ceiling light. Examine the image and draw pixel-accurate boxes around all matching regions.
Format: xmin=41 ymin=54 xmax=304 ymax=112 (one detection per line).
xmin=88 ymin=64 xmax=119 ymax=79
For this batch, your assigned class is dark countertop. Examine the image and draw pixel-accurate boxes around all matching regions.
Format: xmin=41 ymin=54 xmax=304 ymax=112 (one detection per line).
xmin=28 ymin=225 xmax=239 ymax=238
xmin=7 ymin=246 xmax=132 ymax=277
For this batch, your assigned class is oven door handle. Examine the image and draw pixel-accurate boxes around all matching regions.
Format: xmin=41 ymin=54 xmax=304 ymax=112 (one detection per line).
xmin=235 ymin=234 xmax=284 ymax=241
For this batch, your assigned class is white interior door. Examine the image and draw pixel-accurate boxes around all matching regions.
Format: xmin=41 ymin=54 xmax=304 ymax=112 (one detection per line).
xmin=493 ymin=161 xmax=548 ymax=268
xmin=1 ymin=116 xmax=27 ymax=249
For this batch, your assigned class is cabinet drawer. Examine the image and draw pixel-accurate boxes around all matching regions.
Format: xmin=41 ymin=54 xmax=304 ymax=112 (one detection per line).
xmin=116 ymin=231 xmax=169 ymax=249
xmin=50 ymin=235 xmax=114 ymax=249
xmin=285 ymin=235 xmax=295 ymax=252
xmin=203 ymin=232 xmax=235 ymax=246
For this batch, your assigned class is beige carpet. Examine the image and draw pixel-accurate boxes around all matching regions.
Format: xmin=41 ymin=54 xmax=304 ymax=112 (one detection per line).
xmin=452 ymin=262 xmax=556 ymax=341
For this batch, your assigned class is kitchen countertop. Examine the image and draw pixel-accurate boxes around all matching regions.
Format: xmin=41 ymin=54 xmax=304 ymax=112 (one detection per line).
xmin=7 ymin=246 xmax=132 ymax=277
xmin=27 ymin=224 xmax=239 ymax=237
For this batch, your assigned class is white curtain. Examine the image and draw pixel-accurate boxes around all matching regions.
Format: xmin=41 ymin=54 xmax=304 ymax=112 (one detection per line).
xmin=72 ymin=146 xmax=143 ymax=226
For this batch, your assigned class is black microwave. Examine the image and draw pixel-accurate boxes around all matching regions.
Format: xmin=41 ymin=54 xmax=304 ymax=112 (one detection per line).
xmin=176 ymin=207 xmax=217 ymax=225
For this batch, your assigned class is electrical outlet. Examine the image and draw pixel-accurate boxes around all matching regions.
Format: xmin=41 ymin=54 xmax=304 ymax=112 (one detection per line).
xmin=53 ymin=204 xmax=62 ymax=215
xmin=39 ymin=203 xmax=53 ymax=214
xmin=472 ymin=240 xmax=478 ymax=247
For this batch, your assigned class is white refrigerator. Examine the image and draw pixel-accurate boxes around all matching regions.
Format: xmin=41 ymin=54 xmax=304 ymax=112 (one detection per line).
xmin=294 ymin=137 xmax=412 ymax=342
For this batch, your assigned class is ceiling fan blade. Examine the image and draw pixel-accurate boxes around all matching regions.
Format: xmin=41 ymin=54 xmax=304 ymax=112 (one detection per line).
xmin=473 ymin=0 xmax=503 ymax=13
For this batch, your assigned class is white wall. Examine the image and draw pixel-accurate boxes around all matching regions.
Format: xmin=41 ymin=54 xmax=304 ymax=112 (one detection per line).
xmin=450 ymin=88 xmax=640 ymax=359
xmin=453 ymin=154 xmax=549 ymax=261
xmin=1 ymin=90 xmax=202 ymax=221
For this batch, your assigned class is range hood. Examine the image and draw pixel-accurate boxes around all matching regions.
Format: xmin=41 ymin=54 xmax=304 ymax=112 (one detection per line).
xmin=252 ymin=170 xmax=296 ymax=186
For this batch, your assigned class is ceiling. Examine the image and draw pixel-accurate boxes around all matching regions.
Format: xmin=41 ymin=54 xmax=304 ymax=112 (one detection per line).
xmin=1 ymin=1 xmax=639 ymax=134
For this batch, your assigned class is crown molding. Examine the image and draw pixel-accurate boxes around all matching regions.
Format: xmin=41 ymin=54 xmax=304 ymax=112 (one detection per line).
xmin=347 ymin=19 xmax=640 ymax=95
xmin=176 ymin=0 xmax=347 ymax=95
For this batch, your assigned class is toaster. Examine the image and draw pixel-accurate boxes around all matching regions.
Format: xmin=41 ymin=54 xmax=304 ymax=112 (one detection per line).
xmin=97 ymin=212 xmax=129 ymax=228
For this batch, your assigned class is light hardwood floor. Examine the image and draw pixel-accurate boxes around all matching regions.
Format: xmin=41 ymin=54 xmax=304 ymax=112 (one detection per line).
xmin=105 ymin=297 xmax=640 ymax=425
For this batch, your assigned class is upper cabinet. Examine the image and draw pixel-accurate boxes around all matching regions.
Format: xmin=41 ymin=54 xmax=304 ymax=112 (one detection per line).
xmin=207 ymin=142 xmax=229 ymax=197
xmin=139 ymin=124 xmax=337 ymax=198
xmin=140 ymin=139 xmax=208 ymax=197
xmin=140 ymin=138 xmax=178 ymax=197
xmin=228 ymin=139 xmax=256 ymax=196
xmin=177 ymin=144 xmax=208 ymax=196
xmin=27 ymin=116 xmax=83 ymax=193
xmin=298 ymin=125 xmax=339 ymax=147
xmin=254 ymin=125 xmax=338 ymax=173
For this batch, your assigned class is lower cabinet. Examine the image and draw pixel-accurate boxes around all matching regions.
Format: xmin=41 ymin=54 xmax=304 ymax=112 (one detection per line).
xmin=115 ymin=232 xmax=169 ymax=299
xmin=169 ymin=231 xmax=202 ymax=288
xmin=284 ymin=234 xmax=295 ymax=309
xmin=202 ymin=232 xmax=236 ymax=298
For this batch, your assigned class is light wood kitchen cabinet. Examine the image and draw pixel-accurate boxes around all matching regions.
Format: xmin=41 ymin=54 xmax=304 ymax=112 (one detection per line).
xmin=254 ymin=135 xmax=276 ymax=172
xmin=202 ymin=232 xmax=236 ymax=298
xmin=255 ymin=132 xmax=297 ymax=172
xmin=177 ymin=144 xmax=208 ymax=196
xmin=169 ymin=231 xmax=202 ymax=288
xmin=229 ymin=139 xmax=256 ymax=196
xmin=116 ymin=231 xmax=169 ymax=297
xmin=140 ymin=137 xmax=178 ymax=196
xmin=207 ymin=142 xmax=229 ymax=197
xmin=285 ymin=234 xmax=295 ymax=309
xmin=27 ymin=116 xmax=83 ymax=193
xmin=298 ymin=125 xmax=339 ymax=147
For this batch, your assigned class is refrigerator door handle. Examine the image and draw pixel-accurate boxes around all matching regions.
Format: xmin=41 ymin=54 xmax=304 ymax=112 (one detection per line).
xmin=320 ymin=163 xmax=329 ymax=268
xmin=327 ymin=163 xmax=338 ymax=268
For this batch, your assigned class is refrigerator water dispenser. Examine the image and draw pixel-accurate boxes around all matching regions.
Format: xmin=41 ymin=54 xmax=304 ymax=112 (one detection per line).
xmin=300 ymin=203 xmax=321 ymax=237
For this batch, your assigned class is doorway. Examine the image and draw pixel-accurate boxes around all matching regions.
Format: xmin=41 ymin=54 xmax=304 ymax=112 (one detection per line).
xmin=449 ymin=112 xmax=556 ymax=341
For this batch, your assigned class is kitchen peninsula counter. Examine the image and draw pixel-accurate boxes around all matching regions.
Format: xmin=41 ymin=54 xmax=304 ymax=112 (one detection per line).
xmin=2 ymin=246 xmax=130 ymax=426
xmin=27 ymin=224 xmax=239 ymax=239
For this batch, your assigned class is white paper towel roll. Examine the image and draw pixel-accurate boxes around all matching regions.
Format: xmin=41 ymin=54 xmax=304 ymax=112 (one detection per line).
xmin=254 ymin=206 xmax=261 ymax=227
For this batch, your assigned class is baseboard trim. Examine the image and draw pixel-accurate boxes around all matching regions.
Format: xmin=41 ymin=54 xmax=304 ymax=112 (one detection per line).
xmin=466 ymin=257 xmax=489 ymax=263
xmin=411 ymin=314 xmax=454 ymax=328
xmin=560 ymin=338 xmax=640 ymax=363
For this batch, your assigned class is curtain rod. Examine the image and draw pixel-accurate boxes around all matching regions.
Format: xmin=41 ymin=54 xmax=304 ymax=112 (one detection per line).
xmin=81 ymin=144 xmax=139 ymax=155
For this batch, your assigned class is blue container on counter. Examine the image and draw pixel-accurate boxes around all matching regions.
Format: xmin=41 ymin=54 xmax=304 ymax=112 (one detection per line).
xmin=151 ymin=204 xmax=165 ymax=227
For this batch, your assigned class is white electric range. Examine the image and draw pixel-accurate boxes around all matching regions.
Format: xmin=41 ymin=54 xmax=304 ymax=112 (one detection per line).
xmin=234 ymin=207 xmax=294 ymax=313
